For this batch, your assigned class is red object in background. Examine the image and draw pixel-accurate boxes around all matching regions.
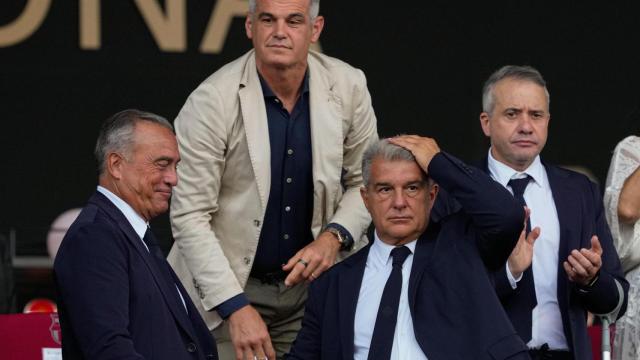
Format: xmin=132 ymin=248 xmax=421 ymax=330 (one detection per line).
xmin=23 ymin=298 xmax=57 ymax=314
xmin=588 ymin=324 xmax=616 ymax=360
xmin=0 ymin=313 xmax=61 ymax=359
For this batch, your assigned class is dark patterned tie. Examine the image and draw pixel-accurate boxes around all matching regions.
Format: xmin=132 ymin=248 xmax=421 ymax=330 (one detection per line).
xmin=142 ymin=228 xmax=187 ymax=313
xmin=367 ymin=246 xmax=412 ymax=360
xmin=507 ymin=176 xmax=537 ymax=342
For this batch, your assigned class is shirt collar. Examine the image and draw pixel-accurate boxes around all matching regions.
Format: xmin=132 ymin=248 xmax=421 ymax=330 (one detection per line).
xmin=258 ymin=70 xmax=310 ymax=99
xmin=371 ymin=231 xmax=417 ymax=266
xmin=486 ymin=148 xmax=545 ymax=189
xmin=97 ymin=186 xmax=148 ymax=240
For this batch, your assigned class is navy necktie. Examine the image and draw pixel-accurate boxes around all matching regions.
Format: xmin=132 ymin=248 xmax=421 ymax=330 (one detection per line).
xmin=368 ymin=246 xmax=412 ymax=360
xmin=507 ymin=176 xmax=537 ymax=342
xmin=143 ymin=228 xmax=165 ymax=261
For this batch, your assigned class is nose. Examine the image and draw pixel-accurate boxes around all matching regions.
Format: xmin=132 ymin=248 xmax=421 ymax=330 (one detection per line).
xmin=273 ymin=19 xmax=286 ymax=39
xmin=518 ymin=115 xmax=534 ymax=134
xmin=391 ymin=190 xmax=408 ymax=209
xmin=165 ymin=166 xmax=178 ymax=187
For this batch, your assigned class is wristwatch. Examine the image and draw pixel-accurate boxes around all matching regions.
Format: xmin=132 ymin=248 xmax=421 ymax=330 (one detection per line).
xmin=325 ymin=226 xmax=353 ymax=251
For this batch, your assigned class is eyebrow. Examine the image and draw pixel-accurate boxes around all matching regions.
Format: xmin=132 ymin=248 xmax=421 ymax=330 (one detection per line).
xmin=373 ymin=179 xmax=426 ymax=187
xmin=154 ymin=156 xmax=177 ymax=163
xmin=258 ymin=12 xmax=306 ymax=19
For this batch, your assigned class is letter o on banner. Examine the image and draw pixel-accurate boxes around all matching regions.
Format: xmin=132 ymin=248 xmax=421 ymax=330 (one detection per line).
xmin=0 ymin=0 xmax=52 ymax=47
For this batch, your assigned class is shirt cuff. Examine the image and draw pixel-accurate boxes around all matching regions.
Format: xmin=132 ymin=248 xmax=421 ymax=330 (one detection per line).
xmin=214 ymin=293 xmax=250 ymax=319
xmin=506 ymin=262 xmax=523 ymax=289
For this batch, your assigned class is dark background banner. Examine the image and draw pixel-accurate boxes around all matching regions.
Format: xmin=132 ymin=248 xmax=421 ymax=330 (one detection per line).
xmin=2 ymin=0 xmax=640 ymax=261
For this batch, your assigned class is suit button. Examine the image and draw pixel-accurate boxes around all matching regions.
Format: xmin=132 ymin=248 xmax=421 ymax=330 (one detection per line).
xmin=186 ymin=342 xmax=197 ymax=353
xmin=244 ymin=257 xmax=251 ymax=265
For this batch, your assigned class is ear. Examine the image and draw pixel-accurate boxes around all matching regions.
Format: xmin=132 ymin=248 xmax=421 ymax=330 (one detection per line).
xmin=360 ymin=186 xmax=371 ymax=213
xmin=106 ymin=152 xmax=125 ymax=180
xmin=245 ymin=14 xmax=253 ymax=39
xmin=310 ymin=16 xmax=324 ymax=43
xmin=479 ymin=112 xmax=491 ymax=137
xmin=429 ymin=183 xmax=439 ymax=202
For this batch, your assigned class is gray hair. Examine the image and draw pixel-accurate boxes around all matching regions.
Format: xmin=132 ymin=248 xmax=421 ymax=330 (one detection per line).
xmin=248 ymin=0 xmax=320 ymax=18
xmin=95 ymin=109 xmax=173 ymax=175
xmin=482 ymin=65 xmax=550 ymax=114
xmin=362 ymin=138 xmax=427 ymax=187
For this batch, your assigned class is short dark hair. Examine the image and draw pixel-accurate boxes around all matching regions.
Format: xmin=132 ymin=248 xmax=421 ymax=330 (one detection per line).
xmin=482 ymin=65 xmax=550 ymax=114
xmin=94 ymin=109 xmax=173 ymax=175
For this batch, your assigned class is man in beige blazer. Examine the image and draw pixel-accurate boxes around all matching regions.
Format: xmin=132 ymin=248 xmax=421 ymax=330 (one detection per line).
xmin=167 ymin=0 xmax=378 ymax=359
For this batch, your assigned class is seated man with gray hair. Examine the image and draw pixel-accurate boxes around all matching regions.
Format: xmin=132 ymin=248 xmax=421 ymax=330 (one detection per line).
xmin=288 ymin=136 xmax=532 ymax=359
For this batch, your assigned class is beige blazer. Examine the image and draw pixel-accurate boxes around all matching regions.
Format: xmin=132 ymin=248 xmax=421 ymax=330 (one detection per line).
xmin=167 ymin=49 xmax=378 ymax=329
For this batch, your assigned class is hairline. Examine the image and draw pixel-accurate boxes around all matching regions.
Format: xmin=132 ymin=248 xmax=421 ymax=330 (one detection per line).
xmin=361 ymin=139 xmax=431 ymax=188
xmin=248 ymin=0 xmax=320 ymax=19
xmin=482 ymin=65 xmax=551 ymax=115
xmin=95 ymin=109 xmax=173 ymax=176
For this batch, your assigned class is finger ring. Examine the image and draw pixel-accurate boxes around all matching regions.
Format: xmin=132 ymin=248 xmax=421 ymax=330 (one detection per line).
xmin=310 ymin=273 xmax=316 ymax=279
xmin=297 ymin=259 xmax=309 ymax=267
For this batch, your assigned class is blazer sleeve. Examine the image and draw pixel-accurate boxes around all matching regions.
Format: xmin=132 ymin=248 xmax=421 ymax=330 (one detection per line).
xmin=428 ymin=152 xmax=525 ymax=271
xmin=170 ymin=82 xmax=245 ymax=309
xmin=54 ymin=223 xmax=144 ymax=360
xmin=326 ymin=68 xmax=378 ymax=246
xmin=573 ymin=180 xmax=629 ymax=317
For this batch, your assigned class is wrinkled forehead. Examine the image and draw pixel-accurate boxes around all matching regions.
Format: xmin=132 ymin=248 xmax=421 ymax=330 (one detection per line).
xmin=493 ymin=79 xmax=549 ymax=110
xmin=253 ymin=0 xmax=313 ymax=15
xmin=369 ymin=158 xmax=428 ymax=185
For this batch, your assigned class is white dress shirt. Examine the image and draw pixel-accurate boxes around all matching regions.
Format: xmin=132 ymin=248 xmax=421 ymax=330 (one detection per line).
xmin=353 ymin=232 xmax=428 ymax=360
xmin=487 ymin=150 xmax=568 ymax=350
xmin=97 ymin=186 xmax=187 ymax=312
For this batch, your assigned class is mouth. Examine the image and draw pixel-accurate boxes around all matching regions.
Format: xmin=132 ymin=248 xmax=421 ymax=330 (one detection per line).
xmin=157 ymin=190 xmax=172 ymax=198
xmin=388 ymin=216 xmax=412 ymax=223
xmin=512 ymin=140 xmax=537 ymax=147
xmin=267 ymin=44 xmax=291 ymax=49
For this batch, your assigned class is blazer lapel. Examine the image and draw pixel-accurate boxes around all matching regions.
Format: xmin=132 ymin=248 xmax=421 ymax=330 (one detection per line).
xmin=408 ymin=226 xmax=438 ymax=314
xmin=544 ymin=164 xmax=580 ymax=309
xmin=337 ymin=245 xmax=370 ymax=359
xmin=307 ymin=54 xmax=344 ymax=234
xmin=90 ymin=192 xmax=199 ymax=341
xmin=238 ymin=51 xmax=271 ymax=212
xmin=545 ymin=164 xmax=582 ymax=254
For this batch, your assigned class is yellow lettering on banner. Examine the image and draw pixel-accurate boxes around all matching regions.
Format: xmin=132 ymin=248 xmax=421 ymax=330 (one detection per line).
xmin=79 ymin=0 xmax=100 ymax=49
xmin=200 ymin=0 xmax=247 ymax=54
xmin=134 ymin=0 xmax=186 ymax=52
xmin=0 ymin=0 xmax=52 ymax=47
xmin=2 ymin=0 xmax=321 ymax=53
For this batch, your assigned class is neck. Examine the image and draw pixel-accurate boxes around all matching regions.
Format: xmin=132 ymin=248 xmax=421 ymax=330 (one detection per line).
xmin=490 ymin=149 xmax=534 ymax=172
xmin=258 ymin=62 xmax=307 ymax=108
xmin=99 ymin=176 xmax=150 ymax=222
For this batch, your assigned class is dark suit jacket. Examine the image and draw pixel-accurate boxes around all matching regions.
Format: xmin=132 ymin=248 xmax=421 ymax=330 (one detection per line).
xmin=478 ymin=157 xmax=629 ymax=360
xmin=287 ymin=152 xmax=531 ymax=360
xmin=54 ymin=192 xmax=217 ymax=360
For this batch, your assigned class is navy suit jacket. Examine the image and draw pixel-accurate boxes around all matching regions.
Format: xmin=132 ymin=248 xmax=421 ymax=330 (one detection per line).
xmin=478 ymin=157 xmax=629 ymax=360
xmin=54 ymin=192 xmax=217 ymax=360
xmin=287 ymin=152 xmax=531 ymax=360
